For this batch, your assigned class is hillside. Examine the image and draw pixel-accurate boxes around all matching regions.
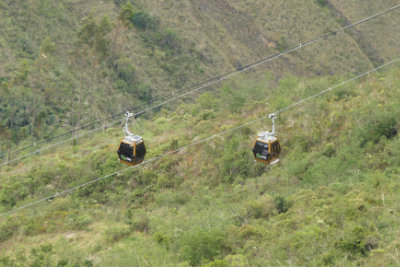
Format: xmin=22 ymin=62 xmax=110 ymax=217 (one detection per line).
xmin=1 ymin=0 xmax=400 ymax=266
xmin=1 ymin=66 xmax=400 ymax=265
xmin=1 ymin=0 xmax=399 ymax=157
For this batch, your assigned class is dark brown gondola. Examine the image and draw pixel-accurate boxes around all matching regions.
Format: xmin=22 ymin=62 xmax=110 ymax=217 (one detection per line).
xmin=117 ymin=112 xmax=146 ymax=166
xmin=252 ymin=114 xmax=281 ymax=165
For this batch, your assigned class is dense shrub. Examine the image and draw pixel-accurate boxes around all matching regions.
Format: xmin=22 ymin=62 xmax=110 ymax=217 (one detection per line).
xmin=244 ymin=198 xmax=275 ymax=220
xmin=335 ymin=226 xmax=377 ymax=255
xmin=276 ymin=35 xmax=290 ymax=52
xmin=179 ymin=228 xmax=231 ymax=266
xmin=359 ymin=115 xmax=397 ymax=146
xmin=131 ymin=214 xmax=150 ymax=232
xmin=199 ymin=110 xmax=216 ymax=120
xmin=114 ymin=58 xmax=136 ymax=84
xmin=197 ymin=92 xmax=219 ymax=111
xmin=105 ymin=225 xmax=131 ymax=243
xmin=274 ymin=196 xmax=289 ymax=214
xmin=219 ymin=137 xmax=253 ymax=183
xmin=316 ymin=0 xmax=327 ymax=7
xmin=158 ymin=28 xmax=181 ymax=51
xmin=131 ymin=11 xmax=156 ymax=30
xmin=138 ymin=84 xmax=153 ymax=104
xmin=0 ymin=221 xmax=14 ymax=242
xmin=323 ymin=143 xmax=336 ymax=157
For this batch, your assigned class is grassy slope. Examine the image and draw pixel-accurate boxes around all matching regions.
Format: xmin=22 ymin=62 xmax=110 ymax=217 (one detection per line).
xmin=1 ymin=0 xmax=399 ymax=153
xmin=1 ymin=1 xmax=400 ymax=266
xmin=328 ymin=0 xmax=400 ymax=66
xmin=0 ymin=66 xmax=399 ymax=266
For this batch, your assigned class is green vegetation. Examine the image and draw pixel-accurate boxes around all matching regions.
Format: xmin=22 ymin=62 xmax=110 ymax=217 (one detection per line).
xmin=1 ymin=67 xmax=400 ymax=266
xmin=131 ymin=11 xmax=157 ymax=30
xmin=1 ymin=0 xmax=399 ymax=156
xmin=1 ymin=0 xmax=400 ymax=266
xmin=316 ymin=0 xmax=328 ymax=7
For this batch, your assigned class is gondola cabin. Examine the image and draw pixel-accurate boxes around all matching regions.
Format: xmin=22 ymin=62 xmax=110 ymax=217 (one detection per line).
xmin=252 ymin=132 xmax=281 ymax=165
xmin=117 ymin=135 xmax=146 ymax=166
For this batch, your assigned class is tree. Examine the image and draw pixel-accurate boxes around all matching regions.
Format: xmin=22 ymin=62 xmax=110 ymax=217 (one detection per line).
xmin=0 ymin=125 xmax=12 ymax=164
xmin=77 ymin=14 xmax=112 ymax=116
xmin=0 ymin=81 xmax=15 ymax=164
xmin=111 ymin=2 xmax=134 ymax=61
xmin=71 ymin=44 xmax=88 ymax=128
xmin=30 ymin=47 xmax=49 ymax=139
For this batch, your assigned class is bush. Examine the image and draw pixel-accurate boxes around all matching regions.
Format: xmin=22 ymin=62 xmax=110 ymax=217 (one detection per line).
xmin=323 ymin=143 xmax=336 ymax=157
xmin=153 ymin=232 xmax=172 ymax=249
xmin=114 ymin=58 xmax=136 ymax=84
xmin=159 ymin=28 xmax=181 ymax=51
xmin=131 ymin=11 xmax=156 ymax=30
xmin=219 ymin=137 xmax=253 ymax=183
xmin=335 ymin=226 xmax=377 ymax=255
xmin=0 ymin=221 xmax=14 ymax=242
xmin=199 ymin=110 xmax=216 ymax=121
xmin=316 ymin=0 xmax=327 ymax=7
xmin=180 ymin=228 xmax=231 ymax=266
xmin=360 ymin=116 xmax=397 ymax=146
xmin=202 ymin=259 xmax=229 ymax=267
xmin=105 ymin=225 xmax=131 ymax=243
xmin=57 ymin=259 xmax=69 ymax=266
xmin=234 ymin=224 xmax=261 ymax=239
xmin=276 ymin=35 xmax=290 ymax=52
xmin=138 ymin=84 xmax=153 ymax=104
xmin=244 ymin=198 xmax=275 ymax=220
xmin=131 ymin=214 xmax=150 ymax=232
xmin=198 ymin=92 xmax=219 ymax=110
xmin=274 ymin=196 xmax=289 ymax=214
xmin=319 ymin=252 xmax=335 ymax=265
xmin=83 ymin=260 xmax=94 ymax=267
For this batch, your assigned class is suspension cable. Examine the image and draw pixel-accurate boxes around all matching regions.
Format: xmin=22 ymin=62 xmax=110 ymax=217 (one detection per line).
xmin=2 ymin=55 xmax=399 ymax=216
xmin=4 ymin=3 xmax=400 ymax=162
xmin=275 ymin=56 xmax=400 ymax=115
xmin=0 ymin=116 xmax=267 ymax=216
xmin=0 ymin=119 xmax=125 ymax=167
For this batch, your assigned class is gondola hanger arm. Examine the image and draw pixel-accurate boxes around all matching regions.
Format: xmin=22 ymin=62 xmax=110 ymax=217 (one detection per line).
xmin=269 ymin=113 xmax=276 ymax=136
xmin=124 ymin=111 xmax=134 ymax=137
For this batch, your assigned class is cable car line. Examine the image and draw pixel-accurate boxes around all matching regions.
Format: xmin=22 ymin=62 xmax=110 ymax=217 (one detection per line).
xmin=0 ymin=115 xmax=268 ymax=217
xmin=2 ymin=55 xmax=399 ymax=216
xmin=0 ymin=119 xmax=125 ymax=168
xmin=3 ymin=3 xmax=399 ymax=163
xmin=5 ymin=2 xmax=400 ymax=156
xmin=274 ymin=56 xmax=400 ymax=116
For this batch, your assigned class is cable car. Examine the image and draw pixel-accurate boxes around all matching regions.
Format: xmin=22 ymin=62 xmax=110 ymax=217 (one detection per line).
xmin=252 ymin=113 xmax=281 ymax=165
xmin=117 ymin=112 xmax=146 ymax=166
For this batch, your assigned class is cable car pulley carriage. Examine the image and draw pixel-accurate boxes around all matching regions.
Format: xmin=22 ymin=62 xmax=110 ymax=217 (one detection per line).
xmin=117 ymin=112 xmax=146 ymax=166
xmin=252 ymin=113 xmax=281 ymax=165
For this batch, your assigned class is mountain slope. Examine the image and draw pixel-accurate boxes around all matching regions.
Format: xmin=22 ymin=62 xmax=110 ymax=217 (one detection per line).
xmin=0 ymin=67 xmax=399 ymax=266
xmin=1 ymin=0 xmax=399 ymax=156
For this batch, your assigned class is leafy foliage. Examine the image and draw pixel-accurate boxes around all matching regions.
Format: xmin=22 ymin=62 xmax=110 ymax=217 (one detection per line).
xmin=274 ymin=196 xmax=290 ymax=214
xmin=1 ymin=1 xmax=400 ymax=266
xmin=1 ymin=66 xmax=400 ymax=267
xmin=179 ymin=228 xmax=231 ymax=266
xmin=131 ymin=11 xmax=157 ymax=30
xmin=359 ymin=115 xmax=397 ymax=146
